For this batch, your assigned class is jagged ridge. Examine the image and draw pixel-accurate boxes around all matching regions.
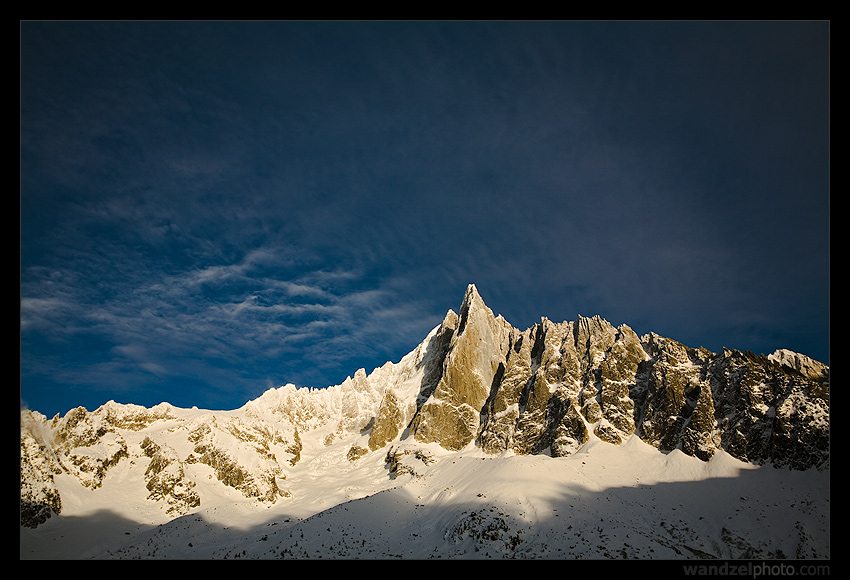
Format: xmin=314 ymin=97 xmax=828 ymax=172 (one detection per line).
xmin=376 ymin=285 xmax=828 ymax=469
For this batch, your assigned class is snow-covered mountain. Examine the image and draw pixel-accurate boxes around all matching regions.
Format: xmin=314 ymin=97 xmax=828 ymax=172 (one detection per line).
xmin=20 ymin=284 xmax=830 ymax=559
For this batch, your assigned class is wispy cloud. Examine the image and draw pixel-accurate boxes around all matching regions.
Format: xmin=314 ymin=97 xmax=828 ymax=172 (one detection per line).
xmin=20 ymin=222 xmax=440 ymax=413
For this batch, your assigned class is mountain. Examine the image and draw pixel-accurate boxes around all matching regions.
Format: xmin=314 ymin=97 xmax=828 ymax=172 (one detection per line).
xmin=20 ymin=284 xmax=830 ymax=559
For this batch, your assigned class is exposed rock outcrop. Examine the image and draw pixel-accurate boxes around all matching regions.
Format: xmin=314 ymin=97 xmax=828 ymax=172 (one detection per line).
xmin=140 ymin=436 xmax=201 ymax=516
xmin=20 ymin=415 xmax=63 ymax=528
xmin=185 ymin=416 xmax=288 ymax=503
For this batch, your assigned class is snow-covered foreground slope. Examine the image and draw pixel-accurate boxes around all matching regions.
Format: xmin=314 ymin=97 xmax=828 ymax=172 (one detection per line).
xmin=21 ymin=421 xmax=829 ymax=560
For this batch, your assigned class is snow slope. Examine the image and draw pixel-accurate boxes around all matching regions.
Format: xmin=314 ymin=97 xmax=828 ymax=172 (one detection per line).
xmin=21 ymin=414 xmax=829 ymax=560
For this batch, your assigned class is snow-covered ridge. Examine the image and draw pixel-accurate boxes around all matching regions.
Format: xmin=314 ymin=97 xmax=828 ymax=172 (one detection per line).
xmin=21 ymin=285 xmax=829 ymax=559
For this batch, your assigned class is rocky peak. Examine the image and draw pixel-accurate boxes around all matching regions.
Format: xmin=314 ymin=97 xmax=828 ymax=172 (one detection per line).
xmin=768 ymin=349 xmax=829 ymax=380
xmin=410 ymin=284 xmax=513 ymax=451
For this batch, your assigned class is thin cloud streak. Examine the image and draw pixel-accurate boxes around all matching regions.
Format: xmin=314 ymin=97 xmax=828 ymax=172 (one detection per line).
xmin=21 ymin=230 xmax=439 ymax=413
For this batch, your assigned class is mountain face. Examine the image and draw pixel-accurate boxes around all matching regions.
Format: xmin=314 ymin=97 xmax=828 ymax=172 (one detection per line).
xmin=20 ymin=284 xmax=829 ymax=534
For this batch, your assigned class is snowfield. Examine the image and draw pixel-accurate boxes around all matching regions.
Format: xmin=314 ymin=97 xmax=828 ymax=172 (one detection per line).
xmin=21 ymin=411 xmax=829 ymax=560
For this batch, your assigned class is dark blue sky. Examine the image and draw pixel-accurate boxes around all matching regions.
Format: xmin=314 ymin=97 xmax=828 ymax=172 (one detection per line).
xmin=20 ymin=21 xmax=829 ymax=418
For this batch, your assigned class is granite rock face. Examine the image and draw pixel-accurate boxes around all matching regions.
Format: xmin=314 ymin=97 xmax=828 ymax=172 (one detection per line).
xmin=405 ymin=285 xmax=828 ymax=469
xmin=410 ymin=285 xmax=513 ymax=451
